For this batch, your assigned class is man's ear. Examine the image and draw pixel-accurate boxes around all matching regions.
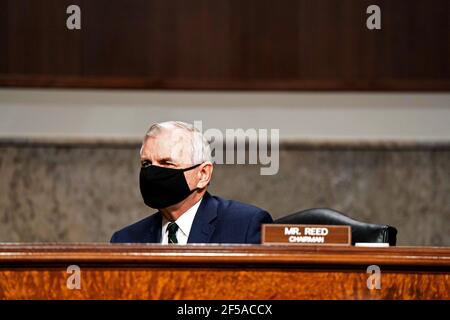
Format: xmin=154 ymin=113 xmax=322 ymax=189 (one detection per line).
xmin=196 ymin=162 xmax=213 ymax=189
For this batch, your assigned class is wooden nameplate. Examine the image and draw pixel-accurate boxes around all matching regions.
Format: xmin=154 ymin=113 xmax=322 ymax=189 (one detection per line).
xmin=262 ymin=224 xmax=351 ymax=246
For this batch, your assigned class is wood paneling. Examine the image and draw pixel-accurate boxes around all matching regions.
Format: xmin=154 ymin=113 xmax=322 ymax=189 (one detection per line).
xmin=0 ymin=0 xmax=449 ymax=90
xmin=0 ymin=244 xmax=449 ymax=299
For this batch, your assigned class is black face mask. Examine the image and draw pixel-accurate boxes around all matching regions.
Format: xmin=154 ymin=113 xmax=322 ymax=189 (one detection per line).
xmin=139 ymin=163 xmax=201 ymax=209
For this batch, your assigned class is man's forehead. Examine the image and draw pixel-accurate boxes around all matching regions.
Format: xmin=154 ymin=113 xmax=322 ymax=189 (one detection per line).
xmin=142 ymin=130 xmax=192 ymax=160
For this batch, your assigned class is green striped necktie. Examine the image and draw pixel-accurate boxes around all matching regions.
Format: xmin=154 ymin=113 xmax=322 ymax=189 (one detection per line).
xmin=167 ymin=222 xmax=179 ymax=244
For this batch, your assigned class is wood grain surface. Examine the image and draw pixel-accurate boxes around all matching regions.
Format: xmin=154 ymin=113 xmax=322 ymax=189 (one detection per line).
xmin=0 ymin=0 xmax=449 ymax=90
xmin=0 ymin=244 xmax=448 ymax=299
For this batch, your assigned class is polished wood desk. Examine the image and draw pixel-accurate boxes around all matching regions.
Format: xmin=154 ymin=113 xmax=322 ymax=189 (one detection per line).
xmin=0 ymin=244 xmax=448 ymax=299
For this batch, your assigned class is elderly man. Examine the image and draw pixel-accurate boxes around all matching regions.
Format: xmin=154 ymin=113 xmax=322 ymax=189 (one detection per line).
xmin=111 ymin=121 xmax=273 ymax=244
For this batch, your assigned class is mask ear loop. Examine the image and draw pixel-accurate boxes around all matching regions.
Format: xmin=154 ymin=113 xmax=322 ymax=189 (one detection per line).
xmin=182 ymin=163 xmax=204 ymax=193
xmin=181 ymin=163 xmax=202 ymax=172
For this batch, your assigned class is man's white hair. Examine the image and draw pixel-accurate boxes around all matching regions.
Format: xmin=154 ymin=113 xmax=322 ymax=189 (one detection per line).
xmin=142 ymin=121 xmax=212 ymax=164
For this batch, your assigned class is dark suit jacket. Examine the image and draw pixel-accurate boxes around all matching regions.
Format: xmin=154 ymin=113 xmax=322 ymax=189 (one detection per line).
xmin=110 ymin=192 xmax=273 ymax=244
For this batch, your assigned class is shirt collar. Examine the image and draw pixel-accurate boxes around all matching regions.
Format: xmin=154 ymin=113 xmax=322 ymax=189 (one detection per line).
xmin=162 ymin=197 xmax=203 ymax=238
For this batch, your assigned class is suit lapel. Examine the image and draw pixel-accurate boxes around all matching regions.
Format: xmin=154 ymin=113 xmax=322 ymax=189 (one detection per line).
xmin=145 ymin=212 xmax=162 ymax=243
xmin=187 ymin=192 xmax=218 ymax=243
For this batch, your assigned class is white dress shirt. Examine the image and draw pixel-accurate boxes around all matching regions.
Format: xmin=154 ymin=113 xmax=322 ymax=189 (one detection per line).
xmin=161 ymin=198 xmax=202 ymax=245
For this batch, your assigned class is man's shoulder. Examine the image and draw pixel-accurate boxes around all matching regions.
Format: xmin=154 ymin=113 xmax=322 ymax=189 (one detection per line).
xmin=204 ymin=193 xmax=273 ymax=243
xmin=110 ymin=212 xmax=160 ymax=243
xmin=207 ymin=193 xmax=272 ymax=220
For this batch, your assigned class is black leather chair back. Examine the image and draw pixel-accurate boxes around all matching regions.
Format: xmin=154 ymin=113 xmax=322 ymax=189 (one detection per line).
xmin=274 ymin=208 xmax=397 ymax=246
